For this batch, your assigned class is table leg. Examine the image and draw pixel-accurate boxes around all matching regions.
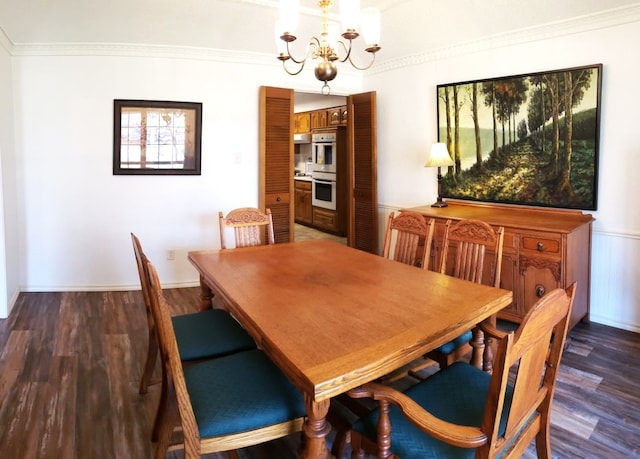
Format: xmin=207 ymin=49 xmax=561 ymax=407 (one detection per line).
xmin=198 ymin=274 xmax=213 ymax=311
xmin=300 ymin=396 xmax=333 ymax=459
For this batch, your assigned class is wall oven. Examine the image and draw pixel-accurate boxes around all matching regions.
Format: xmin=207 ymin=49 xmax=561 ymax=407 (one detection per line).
xmin=312 ymin=171 xmax=337 ymax=210
xmin=311 ymin=131 xmax=337 ymax=173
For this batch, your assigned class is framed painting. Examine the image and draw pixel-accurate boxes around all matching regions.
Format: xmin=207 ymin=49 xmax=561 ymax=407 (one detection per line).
xmin=113 ymin=99 xmax=202 ymax=175
xmin=437 ymin=64 xmax=602 ymax=210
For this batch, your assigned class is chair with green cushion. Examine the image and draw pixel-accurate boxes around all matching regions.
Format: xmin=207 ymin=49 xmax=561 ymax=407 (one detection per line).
xmin=346 ymin=284 xmax=576 ymax=459
xmin=146 ymin=260 xmax=307 ymax=459
xmin=131 ymin=234 xmax=256 ymax=440
xmin=423 ymin=219 xmax=505 ymax=372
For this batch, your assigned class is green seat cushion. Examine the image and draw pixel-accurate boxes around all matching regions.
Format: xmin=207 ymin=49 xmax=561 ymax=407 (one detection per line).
xmin=183 ymin=349 xmax=307 ymax=438
xmin=354 ymin=362 xmax=514 ymax=459
xmin=433 ymin=329 xmax=473 ymax=355
xmin=172 ymin=309 xmax=256 ymax=361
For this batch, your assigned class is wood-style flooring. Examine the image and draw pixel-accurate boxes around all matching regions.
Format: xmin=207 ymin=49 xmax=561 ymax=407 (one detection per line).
xmin=0 ymin=288 xmax=639 ymax=458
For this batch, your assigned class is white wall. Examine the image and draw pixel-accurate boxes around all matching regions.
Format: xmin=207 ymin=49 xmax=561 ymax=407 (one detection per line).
xmin=366 ymin=19 xmax=640 ymax=331
xmin=11 ymin=51 xmax=362 ymax=296
xmin=0 ymin=28 xmax=19 ymax=318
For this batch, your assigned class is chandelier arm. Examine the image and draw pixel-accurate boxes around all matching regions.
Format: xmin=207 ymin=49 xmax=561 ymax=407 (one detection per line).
xmin=282 ymin=58 xmax=307 ymax=76
xmin=285 ymin=37 xmax=320 ymax=65
xmin=335 ymin=39 xmax=354 ymax=64
xmin=346 ymin=52 xmax=377 ymax=71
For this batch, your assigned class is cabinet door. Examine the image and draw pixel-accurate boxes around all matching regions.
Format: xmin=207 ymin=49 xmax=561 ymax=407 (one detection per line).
xmin=295 ymin=112 xmax=311 ymax=134
xmin=518 ymin=255 xmax=562 ymax=314
xmin=328 ymin=107 xmax=341 ymax=125
xmin=496 ymin=252 xmax=520 ymax=321
xmin=311 ymin=110 xmax=328 ymax=129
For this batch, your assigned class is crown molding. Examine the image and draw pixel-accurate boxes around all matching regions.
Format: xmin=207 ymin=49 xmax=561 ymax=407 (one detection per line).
xmin=372 ymin=4 xmax=640 ymax=75
xmin=0 ymin=25 xmax=12 ymax=54
xmin=8 ymin=3 xmax=640 ymax=75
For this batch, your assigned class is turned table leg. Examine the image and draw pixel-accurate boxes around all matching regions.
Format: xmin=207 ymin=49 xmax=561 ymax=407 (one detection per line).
xmin=300 ymin=396 xmax=333 ymax=459
xmin=198 ymin=274 xmax=213 ymax=311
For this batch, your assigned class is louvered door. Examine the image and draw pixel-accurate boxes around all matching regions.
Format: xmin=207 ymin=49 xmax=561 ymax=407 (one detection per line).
xmin=259 ymin=86 xmax=293 ymax=243
xmin=348 ymin=92 xmax=378 ymax=254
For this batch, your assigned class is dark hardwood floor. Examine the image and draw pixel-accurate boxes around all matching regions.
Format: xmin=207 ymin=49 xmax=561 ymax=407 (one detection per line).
xmin=0 ymin=288 xmax=638 ymax=458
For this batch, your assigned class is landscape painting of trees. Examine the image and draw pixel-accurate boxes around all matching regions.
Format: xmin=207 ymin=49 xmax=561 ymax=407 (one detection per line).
xmin=437 ymin=64 xmax=602 ymax=210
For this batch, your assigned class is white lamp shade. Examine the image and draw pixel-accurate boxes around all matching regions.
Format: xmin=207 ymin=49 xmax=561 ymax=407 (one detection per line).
xmin=360 ymin=7 xmax=381 ymax=46
xmin=340 ymin=0 xmax=361 ymax=31
xmin=425 ymin=143 xmax=454 ymax=168
xmin=279 ymin=0 xmax=299 ymax=34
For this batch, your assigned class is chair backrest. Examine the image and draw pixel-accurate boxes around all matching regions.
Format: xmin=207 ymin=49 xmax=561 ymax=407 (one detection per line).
xmin=218 ymin=207 xmax=275 ymax=249
xmin=131 ymin=233 xmax=153 ymax=321
xmin=439 ymin=219 xmax=504 ymax=287
xmin=382 ymin=211 xmax=435 ymax=269
xmin=146 ymin=259 xmax=204 ymax=457
xmin=479 ymin=283 xmax=576 ymax=457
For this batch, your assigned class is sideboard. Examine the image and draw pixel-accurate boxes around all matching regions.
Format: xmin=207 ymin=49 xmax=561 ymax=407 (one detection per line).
xmin=404 ymin=201 xmax=594 ymax=331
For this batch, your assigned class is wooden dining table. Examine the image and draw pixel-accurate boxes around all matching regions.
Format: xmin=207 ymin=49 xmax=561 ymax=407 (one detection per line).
xmin=188 ymin=239 xmax=512 ymax=459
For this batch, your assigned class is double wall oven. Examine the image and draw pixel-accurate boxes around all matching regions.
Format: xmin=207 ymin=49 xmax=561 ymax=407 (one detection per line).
xmin=311 ymin=132 xmax=337 ymax=210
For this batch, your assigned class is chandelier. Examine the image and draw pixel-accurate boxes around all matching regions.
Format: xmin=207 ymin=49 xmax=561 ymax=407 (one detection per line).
xmin=276 ymin=0 xmax=381 ymax=94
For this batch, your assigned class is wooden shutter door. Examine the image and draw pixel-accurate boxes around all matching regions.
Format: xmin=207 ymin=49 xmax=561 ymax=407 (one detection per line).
xmin=259 ymin=86 xmax=294 ymax=243
xmin=348 ymin=92 xmax=378 ymax=254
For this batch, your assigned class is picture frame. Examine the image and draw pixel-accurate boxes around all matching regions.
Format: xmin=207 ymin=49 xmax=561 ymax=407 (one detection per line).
xmin=113 ymin=99 xmax=202 ymax=175
xmin=437 ymin=64 xmax=602 ymax=210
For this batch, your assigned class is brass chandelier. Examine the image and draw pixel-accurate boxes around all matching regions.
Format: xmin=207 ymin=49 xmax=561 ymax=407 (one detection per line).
xmin=276 ymin=0 xmax=381 ymax=94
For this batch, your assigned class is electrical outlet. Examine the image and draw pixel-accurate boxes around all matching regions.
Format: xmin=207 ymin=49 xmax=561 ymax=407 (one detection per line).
xmin=167 ymin=249 xmax=175 ymax=261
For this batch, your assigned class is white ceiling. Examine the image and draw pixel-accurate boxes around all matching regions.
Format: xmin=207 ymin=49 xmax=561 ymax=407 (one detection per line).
xmin=0 ymin=0 xmax=637 ymax=61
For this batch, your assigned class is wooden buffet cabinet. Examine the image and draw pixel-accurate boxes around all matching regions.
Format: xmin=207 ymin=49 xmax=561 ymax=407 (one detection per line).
xmin=405 ymin=201 xmax=594 ymax=331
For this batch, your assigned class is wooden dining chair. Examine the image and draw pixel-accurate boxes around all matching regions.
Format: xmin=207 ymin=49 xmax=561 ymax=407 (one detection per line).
xmin=145 ymin=260 xmax=307 ymax=459
xmin=423 ymin=219 xmax=505 ymax=371
xmin=131 ymin=234 xmax=257 ymax=439
xmin=347 ymin=284 xmax=576 ymax=459
xmin=382 ymin=211 xmax=435 ymax=269
xmin=218 ymin=207 xmax=275 ymax=249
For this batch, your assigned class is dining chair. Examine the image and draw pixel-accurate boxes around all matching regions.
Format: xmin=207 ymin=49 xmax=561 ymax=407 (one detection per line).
xmin=346 ymin=283 xmax=576 ymax=459
xmin=131 ymin=234 xmax=257 ymax=439
xmin=382 ymin=211 xmax=435 ymax=269
xmin=423 ymin=219 xmax=505 ymax=371
xmin=145 ymin=260 xmax=307 ymax=459
xmin=218 ymin=207 xmax=275 ymax=249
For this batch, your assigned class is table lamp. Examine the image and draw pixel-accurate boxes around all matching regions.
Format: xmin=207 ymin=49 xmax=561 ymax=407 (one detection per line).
xmin=425 ymin=143 xmax=454 ymax=208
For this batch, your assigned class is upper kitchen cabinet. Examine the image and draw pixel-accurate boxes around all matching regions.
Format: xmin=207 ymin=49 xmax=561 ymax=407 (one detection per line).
xmin=328 ymin=106 xmax=347 ymax=126
xmin=294 ymin=112 xmax=311 ymax=134
xmin=310 ymin=109 xmax=328 ymax=129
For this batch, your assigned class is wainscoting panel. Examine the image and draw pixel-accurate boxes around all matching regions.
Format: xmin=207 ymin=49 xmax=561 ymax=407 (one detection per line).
xmin=377 ymin=205 xmax=640 ymax=333
xmin=590 ymin=230 xmax=640 ymax=332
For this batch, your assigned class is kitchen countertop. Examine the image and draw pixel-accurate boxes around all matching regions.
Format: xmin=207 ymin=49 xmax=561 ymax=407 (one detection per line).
xmin=294 ymin=175 xmax=312 ymax=182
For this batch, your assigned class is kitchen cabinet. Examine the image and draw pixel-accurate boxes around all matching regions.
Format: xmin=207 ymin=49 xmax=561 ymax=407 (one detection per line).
xmin=294 ymin=179 xmax=313 ymax=225
xmin=405 ymin=201 xmax=593 ymax=330
xmin=328 ymin=106 xmax=347 ymax=125
xmin=294 ymin=112 xmax=311 ymax=134
xmin=312 ymin=207 xmax=340 ymax=233
xmin=310 ymin=109 xmax=328 ymax=129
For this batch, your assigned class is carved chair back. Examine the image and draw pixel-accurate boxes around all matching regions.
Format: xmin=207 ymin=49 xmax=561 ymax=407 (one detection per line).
xmin=382 ymin=211 xmax=435 ymax=270
xmin=218 ymin=207 xmax=275 ymax=249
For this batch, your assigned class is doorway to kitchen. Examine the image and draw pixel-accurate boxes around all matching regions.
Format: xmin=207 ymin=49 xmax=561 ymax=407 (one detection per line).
xmin=294 ymin=223 xmax=347 ymax=245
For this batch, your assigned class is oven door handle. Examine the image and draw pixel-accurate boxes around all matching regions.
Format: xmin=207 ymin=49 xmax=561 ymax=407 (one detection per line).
xmin=313 ymin=178 xmax=335 ymax=184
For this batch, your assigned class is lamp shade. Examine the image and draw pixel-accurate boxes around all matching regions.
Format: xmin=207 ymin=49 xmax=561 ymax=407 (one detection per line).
xmin=425 ymin=143 xmax=454 ymax=168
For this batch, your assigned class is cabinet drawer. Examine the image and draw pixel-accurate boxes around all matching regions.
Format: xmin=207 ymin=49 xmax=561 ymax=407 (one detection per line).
xmin=313 ymin=207 xmax=338 ymax=231
xmin=295 ymin=180 xmax=311 ymax=191
xmin=520 ymin=234 xmax=561 ymax=255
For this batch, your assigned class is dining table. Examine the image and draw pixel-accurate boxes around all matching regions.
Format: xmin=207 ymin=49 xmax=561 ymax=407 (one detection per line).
xmin=188 ymin=239 xmax=513 ymax=459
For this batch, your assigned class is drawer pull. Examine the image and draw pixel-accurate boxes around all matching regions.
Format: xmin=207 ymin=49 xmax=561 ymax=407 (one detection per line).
xmin=536 ymin=284 xmax=546 ymax=298
xmin=537 ymin=242 xmax=544 ymax=251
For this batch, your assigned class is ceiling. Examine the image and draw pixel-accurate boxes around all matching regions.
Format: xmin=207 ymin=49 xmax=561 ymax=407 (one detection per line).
xmin=1 ymin=0 xmax=637 ymax=63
